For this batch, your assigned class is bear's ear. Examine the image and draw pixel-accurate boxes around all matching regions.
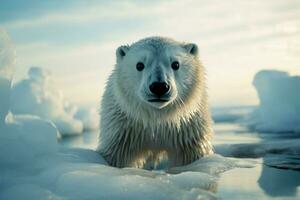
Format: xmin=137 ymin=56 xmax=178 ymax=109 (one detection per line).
xmin=116 ymin=45 xmax=129 ymax=61
xmin=183 ymin=43 xmax=198 ymax=56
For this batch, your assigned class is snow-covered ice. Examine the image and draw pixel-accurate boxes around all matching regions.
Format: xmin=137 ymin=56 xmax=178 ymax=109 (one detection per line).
xmin=1 ymin=109 xmax=238 ymax=200
xmin=1 ymin=124 xmax=238 ymax=200
xmin=247 ymin=70 xmax=300 ymax=133
xmin=1 ymin=116 xmax=239 ymax=200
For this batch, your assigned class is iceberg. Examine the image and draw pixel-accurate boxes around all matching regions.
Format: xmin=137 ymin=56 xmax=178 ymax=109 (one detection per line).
xmin=248 ymin=70 xmax=300 ymax=133
xmin=10 ymin=67 xmax=84 ymax=136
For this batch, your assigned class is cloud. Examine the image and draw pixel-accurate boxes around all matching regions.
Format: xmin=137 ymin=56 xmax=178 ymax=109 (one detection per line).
xmin=3 ymin=0 xmax=300 ymax=107
xmin=3 ymin=1 xmax=159 ymax=29
xmin=5 ymin=0 xmax=300 ymax=49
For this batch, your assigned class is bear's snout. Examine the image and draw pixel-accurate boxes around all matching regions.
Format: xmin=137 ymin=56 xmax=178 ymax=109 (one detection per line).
xmin=149 ymin=82 xmax=170 ymax=97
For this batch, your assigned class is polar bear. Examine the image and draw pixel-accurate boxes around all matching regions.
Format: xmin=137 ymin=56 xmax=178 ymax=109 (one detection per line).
xmin=97 ymin=37 xmax=213 ymax=168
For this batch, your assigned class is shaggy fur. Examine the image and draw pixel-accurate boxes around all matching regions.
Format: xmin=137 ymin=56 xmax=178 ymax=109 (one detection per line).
xmin=97 ymin=37 xmax=213 ymax=168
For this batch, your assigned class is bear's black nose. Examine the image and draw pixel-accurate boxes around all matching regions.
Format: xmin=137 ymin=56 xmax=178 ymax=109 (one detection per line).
xmin=149 ymin=82 xmax=170 ymax=96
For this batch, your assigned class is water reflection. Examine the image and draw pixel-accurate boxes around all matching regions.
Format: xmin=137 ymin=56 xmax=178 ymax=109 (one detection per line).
xmin=214 ymin=123 xmax=300 ymax=199
xmin=259 ymin=164 xmax=300 ymax=197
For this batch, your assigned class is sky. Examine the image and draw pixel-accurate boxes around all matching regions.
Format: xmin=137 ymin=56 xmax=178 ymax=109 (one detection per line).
xmin=1 ymin=0 xmax=300 ymax=107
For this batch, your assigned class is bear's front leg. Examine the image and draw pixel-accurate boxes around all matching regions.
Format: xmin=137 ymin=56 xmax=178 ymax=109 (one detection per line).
xmin=99 ymin=143 xmax=141 ymax=168
xmin=98 ymin=130 xmax=146 ymax=168
xmin=168 ymin=146 xmax=203 ymax=168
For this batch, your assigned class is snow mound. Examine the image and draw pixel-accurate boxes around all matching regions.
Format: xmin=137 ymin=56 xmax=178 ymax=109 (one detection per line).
xmin=10 ymin=67 xmax=85 ymax=136
xmin=0 ymin=114 xmax=59 ymax=168
xmin=248 ymin=70 xmax=300 ymax=133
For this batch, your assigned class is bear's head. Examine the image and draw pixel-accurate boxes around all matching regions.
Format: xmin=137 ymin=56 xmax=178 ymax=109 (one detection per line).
xmin=114 ymin=37 xmax=205 ymax=121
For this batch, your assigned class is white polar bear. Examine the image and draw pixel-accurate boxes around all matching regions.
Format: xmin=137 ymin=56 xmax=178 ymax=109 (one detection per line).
xmin=97 ymin=37 xmax=213 ymax=168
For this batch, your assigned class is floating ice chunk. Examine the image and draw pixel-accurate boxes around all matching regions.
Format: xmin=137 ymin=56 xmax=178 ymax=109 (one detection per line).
xmin=248 ymin=70 xmax=300 ymax=133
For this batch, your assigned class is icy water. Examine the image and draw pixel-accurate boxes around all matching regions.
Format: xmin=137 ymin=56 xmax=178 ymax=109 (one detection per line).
xmin=59 ymin=122 xmax=300 ymax=200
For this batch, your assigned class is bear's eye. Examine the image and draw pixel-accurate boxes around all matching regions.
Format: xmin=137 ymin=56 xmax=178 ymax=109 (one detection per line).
xmin=136 ymin=62 xmax=145 ymax=71
xmin=171 ymin=61 xmax=180 ymax=70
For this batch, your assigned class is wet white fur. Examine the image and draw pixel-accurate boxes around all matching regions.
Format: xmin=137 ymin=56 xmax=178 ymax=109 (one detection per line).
xmin=97 ymin=37 xmax=213 ymax=168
